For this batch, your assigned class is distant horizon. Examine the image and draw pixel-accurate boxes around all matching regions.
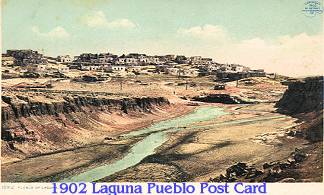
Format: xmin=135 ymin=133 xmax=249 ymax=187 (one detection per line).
xmin=2 ymin=45 xmax=324 ymax=78
xmin=4 ymin=48 xmax=324 ymax=79
xmin=2 ymin=48 xmax=242 ymax=65
xmin=2 ymin=0 xmax=323 ymax=77
xmin=2 ymin=48 xmax=217 ymax=59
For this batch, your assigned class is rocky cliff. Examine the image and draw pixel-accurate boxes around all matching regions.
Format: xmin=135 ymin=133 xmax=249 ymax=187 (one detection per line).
xmin=276 ymin=76 xmax=323 ymax=114
xmin=2 ymin=94 xmax=168 ymax=122
xmin=275 ymin=76 xmax=323 ymax=142
xmin=1 ymin=92 xmax=169 ymax=142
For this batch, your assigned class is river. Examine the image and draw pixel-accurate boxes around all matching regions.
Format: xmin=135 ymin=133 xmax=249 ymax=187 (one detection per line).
xmin=63 ymin=106 xmax=227 ymax=182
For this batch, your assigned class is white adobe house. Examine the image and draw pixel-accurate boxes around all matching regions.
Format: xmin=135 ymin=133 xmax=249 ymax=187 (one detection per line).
xmin=139 ymin=57 xmax=150 ymax=64
xmin=127 ymin=66 xmax=142 ymax=72
xmin=207 ymin=64 xmax=221 ymax=72
xmin=219 ymin=64 xmax=248 ymax=73
xmin=190 ymin=56 xmax=202 ymax=61
xmin=1 ymin=56 xmax=15 ymax=66
xmin=116 ymin=57 xmax=138 ymax=65
xmin=189 ymin=56 xmax=202 ymax=64
xmin=38 ymin=64 xmax=69 ymax=73
xmin=57 ymin=55 xmax=73 ymax=63
xmin=116 ymin=57 xmax=138 ymax=64
xmin=201 ymin=58 xmax=213 ymax=65
xmin=116 ymin=58 xmax=126 ymax=64
xmin=81 ymin=64 xmax=100 ymax=71
xmin=149 ymin=56 xmax=160 ymax=64
xmin=230 ymin=65 xmax=248 ymax=72
xmin=107 ymin=65 xmax=126 ymax=72
xmin=98 ymin=53 xmax=116 ymax=64
xmin=137 ymin=56 xmax=159 ymax=64
xmin=98 ymin=56 xmax=115 ymax=63
xmin=126 ymin=58 xmax=138 ymax=64
xmin=189 ymin=56 xmax=213 ymax=65
xmin=234 ymin=65 xmax=245 ymax=72
xmin=220 ymin=64 xmax=233 ymax=72
xmin=166 ymin=67 xmax=180 ymax=76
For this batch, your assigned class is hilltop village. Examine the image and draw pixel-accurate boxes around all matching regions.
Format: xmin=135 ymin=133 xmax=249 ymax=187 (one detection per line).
xmin=2 ymin=49 xmax=269 ymax=82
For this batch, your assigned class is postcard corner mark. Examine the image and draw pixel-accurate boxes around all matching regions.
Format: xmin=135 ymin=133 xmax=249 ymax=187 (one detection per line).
xmin=302 ymin=0 xmax=324 ymax=17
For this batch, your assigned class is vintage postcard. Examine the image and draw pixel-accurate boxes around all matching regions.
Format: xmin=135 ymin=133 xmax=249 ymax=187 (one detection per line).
xmin=0 ymin=0 xmax=323 ymax=194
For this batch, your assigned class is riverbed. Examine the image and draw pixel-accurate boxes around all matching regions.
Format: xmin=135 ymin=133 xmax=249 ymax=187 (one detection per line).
xmin=97 ymin=103 xmax=305 ymax=182
xmin=1 ymin=103 xmax=304 ymax=182
xmin=63 ymin=106 xmax=227 ymax=182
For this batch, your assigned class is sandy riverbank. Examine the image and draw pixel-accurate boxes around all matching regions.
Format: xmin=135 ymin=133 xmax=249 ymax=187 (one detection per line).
xmin=98 ymin=103 xmax=311 ymax=182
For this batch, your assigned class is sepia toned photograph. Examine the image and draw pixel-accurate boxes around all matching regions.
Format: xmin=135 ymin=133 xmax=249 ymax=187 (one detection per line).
xmin=1 ymin=0 xmax=323 ymax=184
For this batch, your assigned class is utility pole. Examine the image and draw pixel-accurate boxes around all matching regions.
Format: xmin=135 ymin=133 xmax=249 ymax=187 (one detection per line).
xmin=119 ymin=78 xmax=123 ymax=91
xmin=185 ymin=79 xmax=188 ymax=90
xmin=116 ymin=75 xmax=123 ymax=91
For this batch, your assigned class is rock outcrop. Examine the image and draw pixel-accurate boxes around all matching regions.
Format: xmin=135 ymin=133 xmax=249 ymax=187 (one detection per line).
xmin=1 ymin=92 xmax=169 ymax=142
xmin=209 ymin=148 xmax=307 ymax=182
xmin=276 ymin=76 xmax=323 ymax=114
xmin=275 ymin=76 xmax=323 ymax=142
xmin=192 ymin=94 xmax=252 ymax=104
xmin=2 ymin=95 xmax=168 ymax=121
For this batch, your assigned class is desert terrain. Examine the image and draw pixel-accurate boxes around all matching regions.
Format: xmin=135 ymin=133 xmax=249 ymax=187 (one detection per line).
xmin=1 ymin=74 xmax=323 ymax=182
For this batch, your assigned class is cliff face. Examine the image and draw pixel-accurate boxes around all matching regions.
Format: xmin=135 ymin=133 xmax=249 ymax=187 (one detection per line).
xmin=1 ymin=95 xmax=168 ymax=122
xmin=1 ymin=93 xmax=169 ymax=142
xmin=276 ymin=76 xmax=323 ymax=114
xmin=275 ymin=76 xmax=323 ymax=142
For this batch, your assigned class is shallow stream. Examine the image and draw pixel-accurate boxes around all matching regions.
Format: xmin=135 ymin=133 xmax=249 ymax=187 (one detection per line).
xmin=63 ymin=106 xmax=226 ymax=182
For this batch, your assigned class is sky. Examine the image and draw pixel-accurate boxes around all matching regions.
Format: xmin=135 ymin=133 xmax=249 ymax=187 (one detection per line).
xmin=1 ymin=0 xmax=324 ymax=76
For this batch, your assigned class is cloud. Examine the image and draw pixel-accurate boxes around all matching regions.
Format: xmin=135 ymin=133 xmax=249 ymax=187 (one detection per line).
xmin=32 ymin=26 xmax=70 ymax=39
xmin=107 ymin=19 xmax=136 ymax=29
xmin=83 ymin=11 xmax=136 ymax=29
xmin=219 ymin=33 xmax=324 ymax=77
xmin=69 ymin=0 xmax=110 ymax=8
xmin=177 ymin=24 xmax=229 ymax=42
xmin=176 ymin=24 xmax=323 ymax=77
